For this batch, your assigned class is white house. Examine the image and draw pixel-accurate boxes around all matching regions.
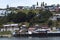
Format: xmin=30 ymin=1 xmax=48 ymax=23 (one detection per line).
xmin=49 ymin=14 xmax=60 ymax=21
xmin=2 ymin=24 xmax=19 ymax=31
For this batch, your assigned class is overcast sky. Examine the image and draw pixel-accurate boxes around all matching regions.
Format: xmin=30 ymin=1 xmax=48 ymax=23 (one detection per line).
xmin=0 ymin=0 xmax=60 ymax=8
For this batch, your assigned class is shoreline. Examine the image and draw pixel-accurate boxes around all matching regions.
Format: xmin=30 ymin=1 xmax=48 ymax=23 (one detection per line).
xmin=0 ymin=34 xmax=12 ymax=38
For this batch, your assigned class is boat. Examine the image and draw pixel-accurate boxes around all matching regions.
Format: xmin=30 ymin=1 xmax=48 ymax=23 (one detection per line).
xmin=13 ymin=29 xmax=47 ymax=37
xmin=13 ymin=28 xmax=60 ymax=37
xmin=47 ymin=31 xmax=60 ymax=37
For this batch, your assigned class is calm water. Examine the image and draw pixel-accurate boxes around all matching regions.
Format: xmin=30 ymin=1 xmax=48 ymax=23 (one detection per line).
xmin=0 ymin=37 xmax=60 ymax=40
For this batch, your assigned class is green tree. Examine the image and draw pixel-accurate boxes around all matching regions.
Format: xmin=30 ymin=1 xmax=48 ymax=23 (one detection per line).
xmin=7 ymin=11 xmax=27 ymax=23
xmin=7 ymin=12 xmax=16 ymax=22
xmin=26 ymin=11 xmax=36 ymax=22
xmin=48 ymin=20 xmax=53 ymax=27
xmin=38 ymin=10 xmax=53 ymax=23
xmin=14 ymin=12 xmax=26 ymax=23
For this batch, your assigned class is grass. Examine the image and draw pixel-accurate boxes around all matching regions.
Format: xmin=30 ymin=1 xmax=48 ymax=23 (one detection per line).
xmin=0 ymin=31 xmax=11 ymax=35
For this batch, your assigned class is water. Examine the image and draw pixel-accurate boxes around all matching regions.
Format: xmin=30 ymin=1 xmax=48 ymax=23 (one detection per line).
xmin=0 ymin=37 xmax=60 ymax=40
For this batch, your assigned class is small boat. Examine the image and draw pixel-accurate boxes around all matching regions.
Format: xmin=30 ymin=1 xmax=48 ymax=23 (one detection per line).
xmin=13 ymin=29 xmax=47 ymax=37
xmin=13 ymin=28 xmax=60 ymax=37
xmin=47 ymin=31 xmax=60 ymax=36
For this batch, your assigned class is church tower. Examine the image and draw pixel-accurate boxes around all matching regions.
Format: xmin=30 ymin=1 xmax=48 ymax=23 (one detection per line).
xmin=37 ymin=2 xmax=38 ymax=6
xmin=7 ymin=5 xmax=9 ymax=9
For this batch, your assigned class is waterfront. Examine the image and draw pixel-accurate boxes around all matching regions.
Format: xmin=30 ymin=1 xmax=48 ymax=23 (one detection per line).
xmin=0 ymin=37 xmax=60 ymax=40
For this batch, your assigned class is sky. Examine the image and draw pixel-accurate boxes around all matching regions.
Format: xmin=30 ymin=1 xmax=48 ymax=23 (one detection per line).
xmin=0 ymin=0 xmax=60 ymax=8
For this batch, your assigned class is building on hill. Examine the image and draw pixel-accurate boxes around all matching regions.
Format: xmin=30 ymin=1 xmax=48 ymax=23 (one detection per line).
xmin=17 ymin=6 xmax=24 ymax=9
xmin=24 ymin=6 xmax=30 ymax=10
xmin=49 ymin=14 xmax=60 ymax=21
xmin=31 ymin=5 xmax=36 ymax=9
xmin=45 ymin=5 xmax=55 ymax=11
xmin=2 ymin=24 xmax=19 ymax=31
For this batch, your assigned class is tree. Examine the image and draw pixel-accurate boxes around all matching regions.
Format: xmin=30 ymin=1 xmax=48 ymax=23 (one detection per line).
xmin=7 ymin=12 xmax=16 ymax=22
xmin=25 ymin=10 xmax=36 ymax=26
xmin=38 ymin=10 xmax=53 ymax=23
xmin=14 ymin=12 xmax=26 ymax=23
xmin=0 ymin=16 xmax=8 ymax=24
xmin=7 ymin=11 xmax=27 ymax=23
xmin=48 ymin=20 xmax=53 ymax=27
xmin=26 ymin=11 xmax=36 ymax=22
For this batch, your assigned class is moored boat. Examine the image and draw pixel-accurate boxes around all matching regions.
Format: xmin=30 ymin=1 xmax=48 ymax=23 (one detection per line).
xmin=13 ymin=29 xmax=47 ymax=37
xmin=13 ymin=27 xmax=60 ymax=37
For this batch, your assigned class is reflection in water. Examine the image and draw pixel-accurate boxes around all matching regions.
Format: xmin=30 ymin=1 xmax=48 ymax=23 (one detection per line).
xmin=0 ymin=37 xmax=60 ymax=40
